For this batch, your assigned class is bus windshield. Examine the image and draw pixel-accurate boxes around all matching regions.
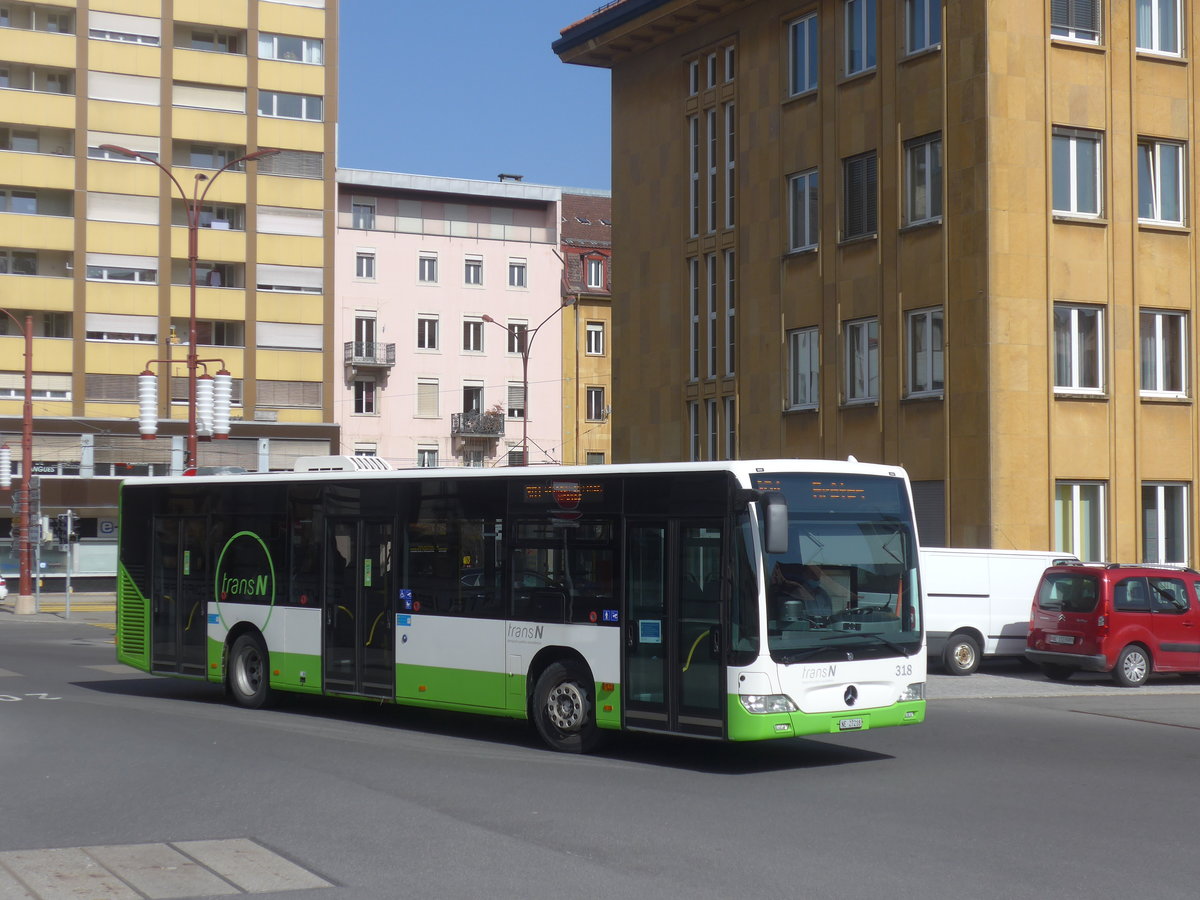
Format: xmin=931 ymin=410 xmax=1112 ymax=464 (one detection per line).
xmin=754 ymin=473 xmax=922 ymax=664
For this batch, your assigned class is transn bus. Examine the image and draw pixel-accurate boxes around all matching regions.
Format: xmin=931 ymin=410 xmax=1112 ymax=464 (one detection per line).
xmin=115 ymin=458 xmax=926 ymax=752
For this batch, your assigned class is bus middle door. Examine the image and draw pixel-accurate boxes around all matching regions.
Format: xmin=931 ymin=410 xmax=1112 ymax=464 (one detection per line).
xmin=624 ymin=519 xmax=725 ymax=738
xmin=150 ymin=516 xmax=209 ymax=677
xmin=323 ymin=518 xmax=395 ymax=699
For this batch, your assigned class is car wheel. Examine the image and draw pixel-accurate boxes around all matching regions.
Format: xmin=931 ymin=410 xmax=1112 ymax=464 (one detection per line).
xmin=941 ymin=633 xmax=981 ymax=676
xmin=1041 ymin=664 xmax=1074 ymax=682
xmin=532 ymin=660 xmax=601 ymax=753
xmin=228 ymin=633 xmax=272 ymax=709
xmin=1112 ymin=645 xmax=1150 ymax=688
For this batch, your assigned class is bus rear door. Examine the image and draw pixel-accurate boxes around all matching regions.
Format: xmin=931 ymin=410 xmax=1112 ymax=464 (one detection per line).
xmin=323 ymin=518 xmax=395 ymax=699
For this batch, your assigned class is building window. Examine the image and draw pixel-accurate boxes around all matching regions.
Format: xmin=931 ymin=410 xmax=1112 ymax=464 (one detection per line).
xmin=1051 ymin=0 xmax=1101 ymax=43
xmin=706 ymin=254 xmax=718 ymax=377
xmin=505 ymin=446 xmax=524 ymax=467
xmin=724 ymin=396 xmax=737 ymax=459
xmin=688 ymin=401 xmax=700 ymax=461
xmin=586 ymin=321 xmax=605 ymax=356
xmin=0 ymin=249 xmax=38 ymax=275
xmin=353 ymin=444 xmax=377 ymax=457
xmin=844 ymin=0 xmax=877 ymax=77
xmin=464 ymin=255 xmax=483 ymax=285
xmin=706 ymin=109 xmax=718 ymax=233
xmin=1054 ymin=303 xmax=1104 ymax=393
xmin=351 ymin=199 xmax=375 ymax=230
xmin=587 ymin=386 xmax=606 ymax=421
xmin=416 ymin=315 xmax=438 ymax=351
xmin=1137 ymin=139 xmax=1185 ymax=225
xmin=1143 ymin=483 xmax=1188 ymax=564
xmin=1056 ymin=482 xmax=1106 ymax=561
xmin=905 ymin=134 xmax=942 ymax=225
xmin=586 ymin=451 xmax=605 ymax=465
xmin=789 ymin=12 xmax=819 ymax=96
xmin=906 ymin=0 xmax=941 ymax=53
xmin=907 ymin=307 xmax=944 ymax=397
xmin=725 ymin=249 xmax=735 ymax=375
xmin=353 ymin=379 xmax=376 ymax=415
xmin=508 ymin=259 xmax=526 ymax=288
xmin=417 ymin=446 xmax=438 ymax=468
xmin=707 ymin=51 xmax=717 ymax=88
xmin=704 ymin=398 xmax=717 ymax=460
xmin=689 ymin=115 xmax=700 ymax=238
xmin=463 ymin=318 xmax=483 ymax=352
xmin=1052 ymin=127 xmax=1102 ymax=217
xmin=725 ymin=102 xmax=736 ymax=228
xmin=689 ymin=257 xmax=700 ymax=380
xmin=787 ymin=326 xmax=819 ymax=410
xmin=355 ymin=251 xmax=375 ymax=279
xmin=258 ymin=33 xmax=324 ymax=64
xmin=507 ymin=382 xmax=525 ymax=419
xmin=419 ymin=253 xmax=437 ymax=283
xmin=188 ymin=29 xmax=242 ymax=54
xmin=1136 ymin=0 xmax=1181 ymax=56
xmin=789 ymin=169 xmax=819 ymax=251
xmin=507 ymin=321 xmax=527 ymax=355
xmin=257 ymin=90 xmax=322 ymax=121
xmin=416 ymin=378 xmax=439 ymax=417
xmin=688 ymin=59 xmax=699 ymax=95
xmin=843 ymin=152 xmax=878 ymax=240
xmin=844 ymin=318 xmax=879 ymax=404
xmin=1140 ymin=309 xmax=1187 ymax=396
xmin=586 ymin=256 xmax=605 ymax=289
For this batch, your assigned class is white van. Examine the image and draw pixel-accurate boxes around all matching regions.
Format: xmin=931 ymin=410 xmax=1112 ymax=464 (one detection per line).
xmin=921 ymin=548 xmax=1080 ymax=675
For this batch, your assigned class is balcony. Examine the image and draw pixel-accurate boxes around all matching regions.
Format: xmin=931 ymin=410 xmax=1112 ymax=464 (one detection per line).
xmin=344 ymin=341 xmax=395 ymax=369
xmin=451 ymin=411 xmax=505 ymax=437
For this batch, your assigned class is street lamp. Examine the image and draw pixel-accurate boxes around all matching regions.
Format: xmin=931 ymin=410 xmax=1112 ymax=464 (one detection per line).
xmin=482 ymin=297 xmax=573 ymax=466
xmin=99 ymin=144 xmax=279 ymax=472
xmin=0 ymin=309 xmax=34 ymax=612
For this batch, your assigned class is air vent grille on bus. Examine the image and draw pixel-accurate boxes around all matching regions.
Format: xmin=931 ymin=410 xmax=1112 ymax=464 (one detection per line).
xmin=117 ymin=567 xmax=148 ymax=660
xmin=292 ymin=455 xmax=393 ymax=472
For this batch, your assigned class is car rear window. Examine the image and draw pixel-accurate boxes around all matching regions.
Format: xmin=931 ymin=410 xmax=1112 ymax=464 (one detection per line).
xmin=1037 ymin=572 xmax=1100 ymax=613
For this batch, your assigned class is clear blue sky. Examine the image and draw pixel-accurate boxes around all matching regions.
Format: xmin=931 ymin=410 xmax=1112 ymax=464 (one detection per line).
xmin=337 ymin=1 xmax=612 ymax=191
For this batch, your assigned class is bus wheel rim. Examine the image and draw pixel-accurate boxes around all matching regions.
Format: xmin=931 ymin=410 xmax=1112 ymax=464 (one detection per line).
xmin=237 ymin=648 xmax=261 ymax=695
xmin=547 ymin=682 xmax=584 ymax=731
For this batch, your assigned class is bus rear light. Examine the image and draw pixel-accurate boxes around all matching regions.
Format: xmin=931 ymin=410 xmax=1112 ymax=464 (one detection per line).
xmin=739 ymin=694 xmax=797 ymax=714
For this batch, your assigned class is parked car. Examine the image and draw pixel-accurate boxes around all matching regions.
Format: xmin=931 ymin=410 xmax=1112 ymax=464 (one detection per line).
xmin=922 ymin=548 xmax=1079 ymax=675
xmin=0 ymin=573 xmax=7 ymax=601
xmin=1026 ymin=563 xmax=1200 ymax=686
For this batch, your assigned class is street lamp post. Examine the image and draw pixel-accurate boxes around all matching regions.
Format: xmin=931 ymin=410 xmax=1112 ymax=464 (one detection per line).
xmin=482 ymin=298 xmax=573 ymax=466
xmin=98 ymin=145 xmax=279 ymax=472
xmin=0 ymin=309 xmax=34 ymax=612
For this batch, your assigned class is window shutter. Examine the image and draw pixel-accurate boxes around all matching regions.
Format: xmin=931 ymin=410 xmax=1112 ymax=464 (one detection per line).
xmin=256 ymin=322 xmax=323 ymax=350
xmin=88 ymin=71 xmax=160 ymax=105
xmin=417 ymin=379 xmax=439 ymax=417
xmin=1050 ymin=0 xmax=1070 ymax=27
xmin=89 ymin=11 xmax=161 ymax=39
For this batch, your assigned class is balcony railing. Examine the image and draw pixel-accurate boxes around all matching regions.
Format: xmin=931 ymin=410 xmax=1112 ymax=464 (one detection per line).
xmin=344 ymin=341 xmax=395 ymax=368
xmin=451 ymin=411 xmax=505 ymax=437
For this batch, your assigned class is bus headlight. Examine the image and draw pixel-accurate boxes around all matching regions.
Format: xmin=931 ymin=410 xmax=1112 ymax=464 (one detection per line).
xmin=739 ymin=694 xmax=798 ymax=714
xmin=899 ymin=682 xmax=925 ymax=702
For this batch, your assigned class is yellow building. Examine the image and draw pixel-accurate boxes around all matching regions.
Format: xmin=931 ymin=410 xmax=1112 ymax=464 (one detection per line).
xmin=557 ymin=0 xmax=1200 ymax=563
xmin=0 ymin=0 xmax=337 ymax=569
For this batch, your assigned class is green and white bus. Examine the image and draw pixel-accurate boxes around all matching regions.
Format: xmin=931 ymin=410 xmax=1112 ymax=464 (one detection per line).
xmin=116 ymin=458 xmax=926 ymax=752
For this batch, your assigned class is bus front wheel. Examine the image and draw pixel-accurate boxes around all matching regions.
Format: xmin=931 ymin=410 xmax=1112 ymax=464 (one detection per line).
xmin=228 ymin=634 xmax=272 ymax=709
xmin=532 ymin=660 xmax=600 ymax=754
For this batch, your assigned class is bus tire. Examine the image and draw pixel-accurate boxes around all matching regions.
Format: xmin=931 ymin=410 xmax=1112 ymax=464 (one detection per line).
xmin=941 ymin=633 xmax=981 ymax=676
xmin=228 ymin=634 xmax=272 ymax=709
xmin=532 ymin=660 xmax=600 ymax=754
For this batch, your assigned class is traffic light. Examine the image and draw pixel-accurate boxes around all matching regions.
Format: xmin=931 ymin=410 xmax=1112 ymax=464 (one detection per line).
xmin=50 ymin=514 xmax=66 ymax=544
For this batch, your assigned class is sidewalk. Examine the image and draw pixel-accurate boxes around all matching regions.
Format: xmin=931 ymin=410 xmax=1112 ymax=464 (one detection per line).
xmin=0 ymin=591 xmax=116 ymax=625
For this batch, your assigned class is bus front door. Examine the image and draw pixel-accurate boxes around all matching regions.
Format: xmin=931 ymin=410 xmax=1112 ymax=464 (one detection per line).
xmin=624 ymin=520 xmax=725 ymax=738
xmin=150 ymin=516 xmax=209 ymax=677
xmin=323 ymin=519 xmax=395 ymax=699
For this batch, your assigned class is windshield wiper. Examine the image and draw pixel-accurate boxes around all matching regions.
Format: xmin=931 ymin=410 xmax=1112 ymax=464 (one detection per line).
xmin=819 ymin=631 xmax=913 ymax=656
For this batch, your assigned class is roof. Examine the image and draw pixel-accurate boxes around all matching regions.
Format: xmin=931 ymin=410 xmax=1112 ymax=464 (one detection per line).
xmin=561 ymin=193 xmax=613 ymax=246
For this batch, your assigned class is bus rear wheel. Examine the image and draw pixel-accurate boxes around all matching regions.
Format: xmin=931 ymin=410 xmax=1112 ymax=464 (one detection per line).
xmin=228 ymin=634 xmax=272 ymax=709
xmin=532 ymin=660 xmax=600 ymax=754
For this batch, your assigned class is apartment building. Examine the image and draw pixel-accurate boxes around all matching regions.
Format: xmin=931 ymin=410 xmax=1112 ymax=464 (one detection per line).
xmin=557 ymin=0 xmax=1200 ymax=562
xmin=0 ymin=0 xmax=338 ymax=576
xmin=335 ymin=170 xmax=564 ymax=468
xmin=560 ymin=190 xmax=613 ymax=465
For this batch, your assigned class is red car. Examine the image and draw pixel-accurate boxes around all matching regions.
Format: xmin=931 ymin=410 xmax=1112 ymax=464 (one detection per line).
xmin=1026 ymin=563 xmax=1200 ymax=686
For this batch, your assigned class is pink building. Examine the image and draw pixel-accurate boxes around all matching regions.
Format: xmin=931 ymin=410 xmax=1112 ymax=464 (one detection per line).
xmin=335 ymin=170 xmax=563 ymax=467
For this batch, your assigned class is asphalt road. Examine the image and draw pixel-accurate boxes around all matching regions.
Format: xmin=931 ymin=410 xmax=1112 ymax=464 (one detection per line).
xmin=1 ymin=605 xmax=1198 ymax=899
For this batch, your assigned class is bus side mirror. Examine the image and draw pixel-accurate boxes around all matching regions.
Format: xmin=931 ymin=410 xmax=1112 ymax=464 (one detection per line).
xmin=763 ymin=495 xmax=788 ymax=555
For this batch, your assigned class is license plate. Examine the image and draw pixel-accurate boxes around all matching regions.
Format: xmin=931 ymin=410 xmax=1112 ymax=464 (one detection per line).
xmin=1048 ymin=634 xmax=1075 ymax=645
xmin=838 ymin=717 xmax=864 ymax=731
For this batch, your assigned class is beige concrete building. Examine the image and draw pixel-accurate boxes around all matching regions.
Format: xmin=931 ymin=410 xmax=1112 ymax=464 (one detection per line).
xmin=556 ymin=0 xmax=1200 ymax=563
xmin=1 ymin=0 xmax=338 ymax=579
